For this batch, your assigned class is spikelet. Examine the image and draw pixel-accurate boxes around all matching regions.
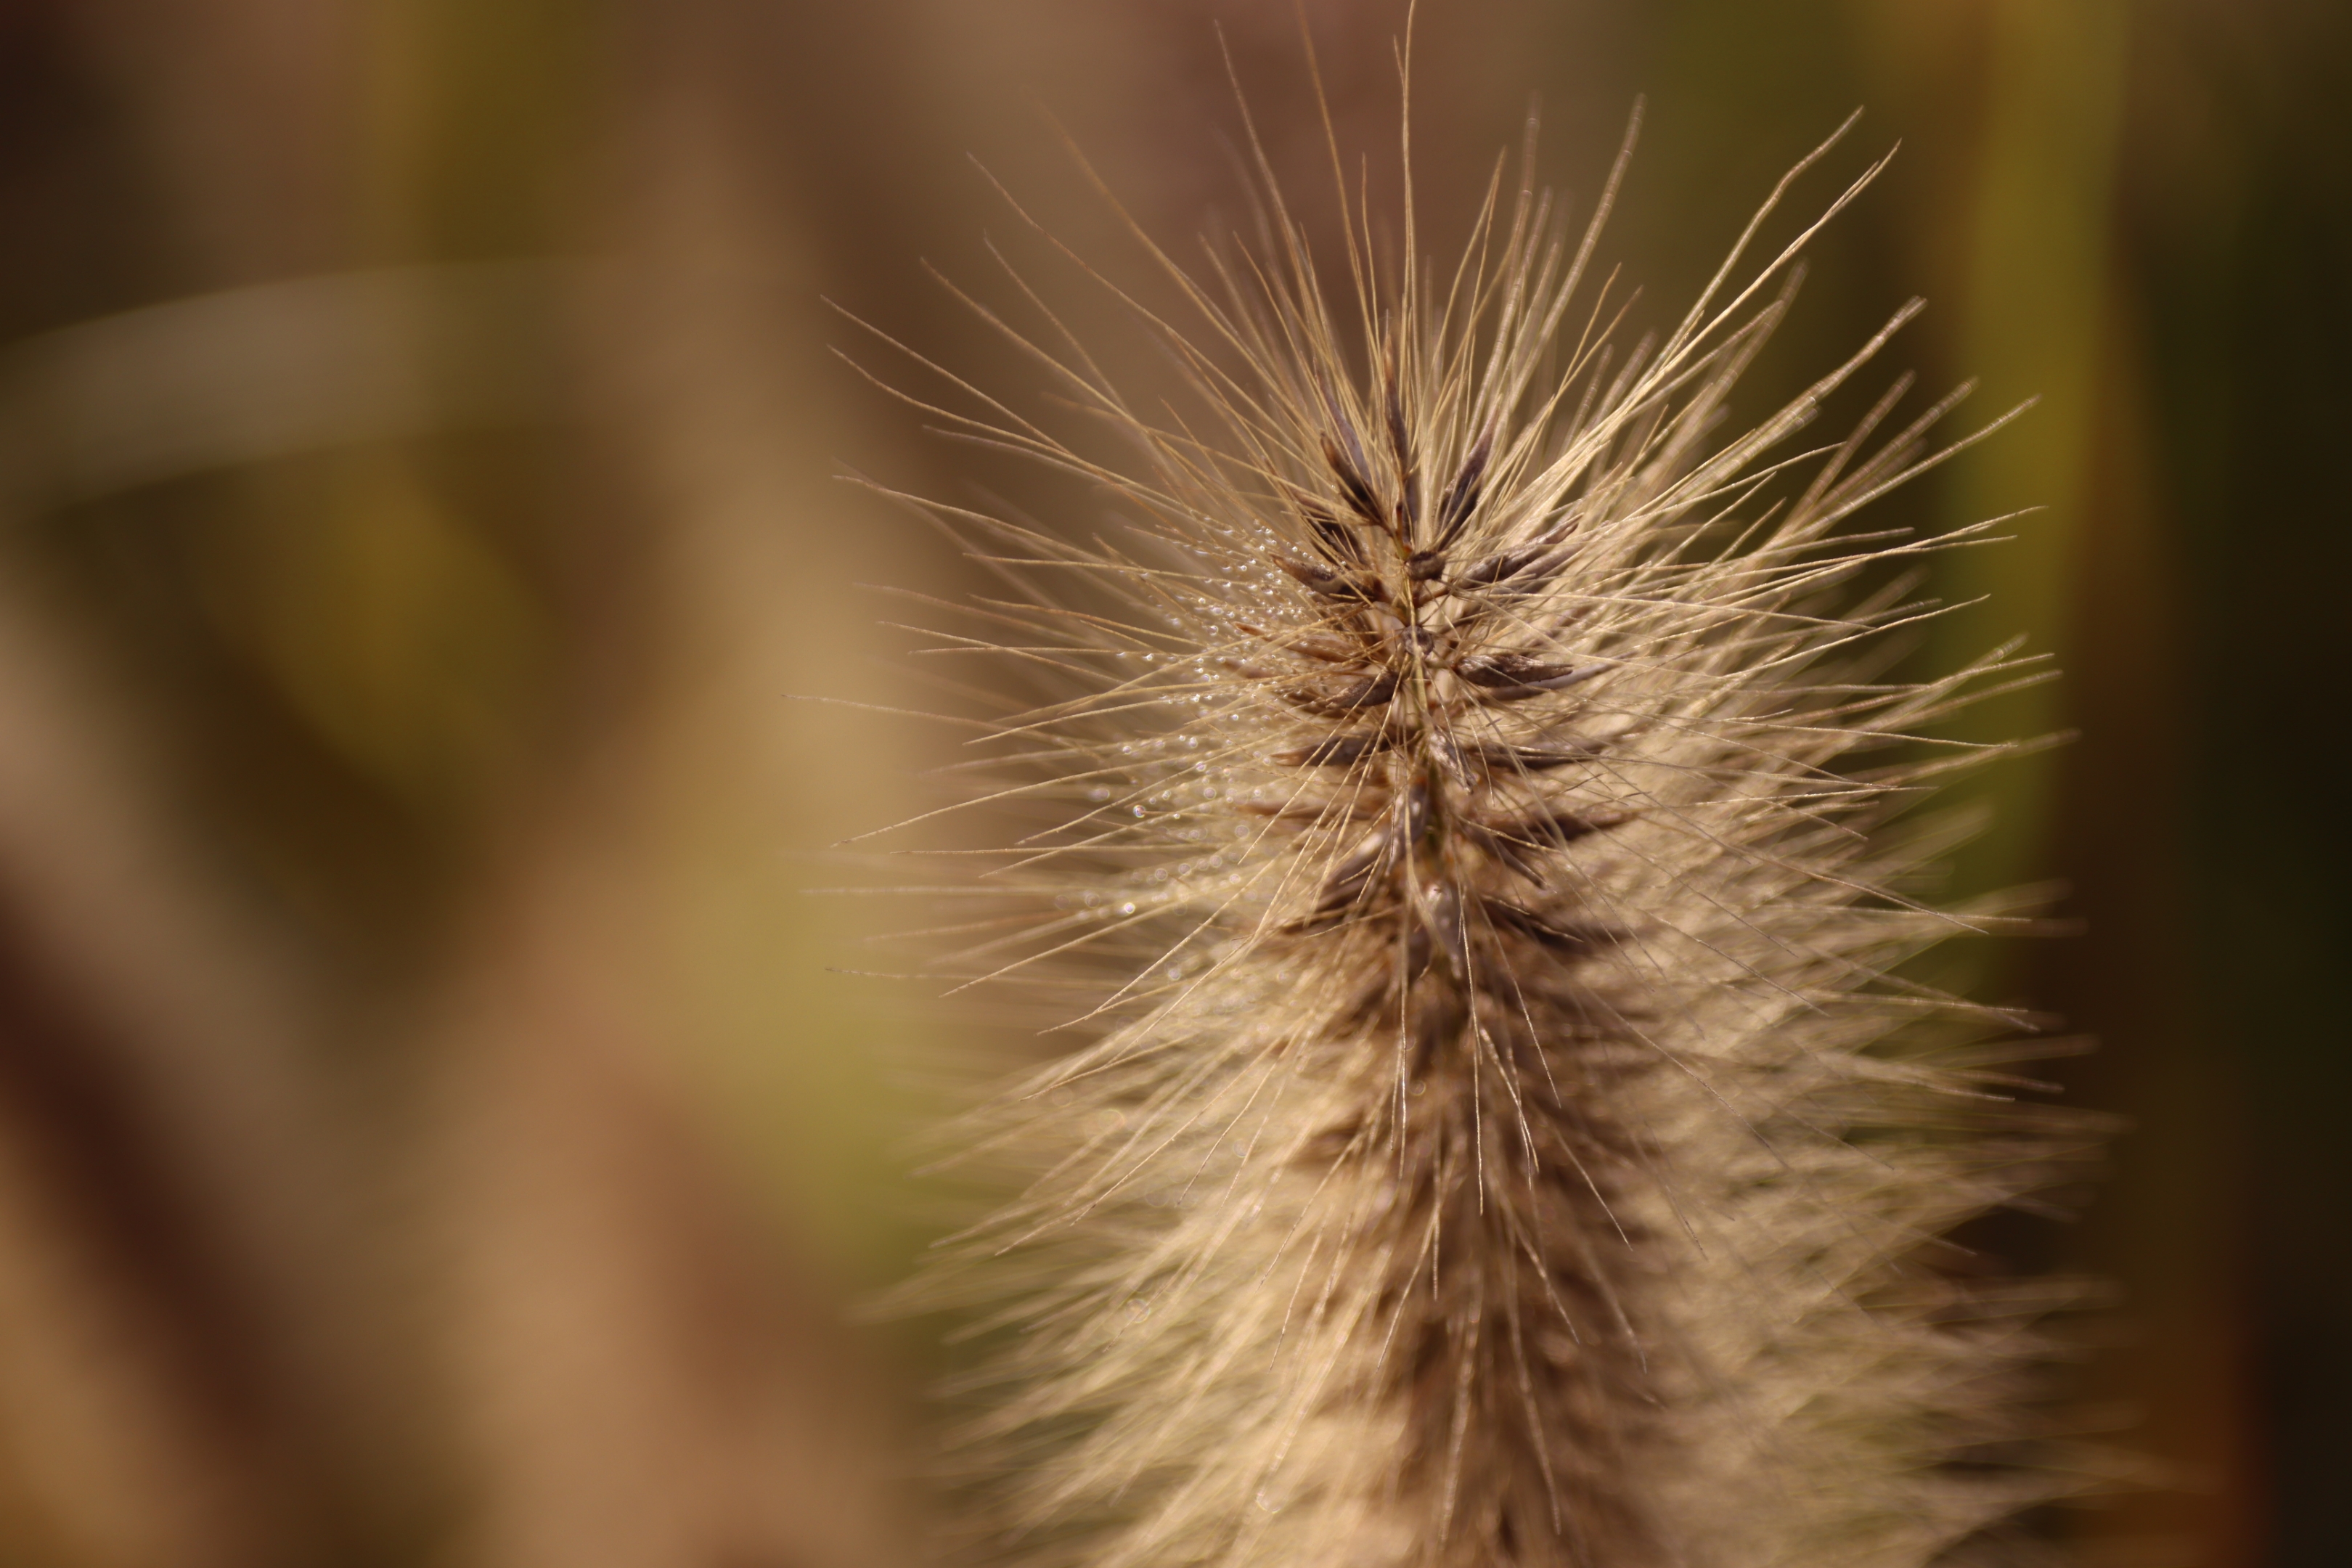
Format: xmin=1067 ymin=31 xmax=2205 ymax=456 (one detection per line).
xmin=855 ymin=89 xmax=2089 ymax=1568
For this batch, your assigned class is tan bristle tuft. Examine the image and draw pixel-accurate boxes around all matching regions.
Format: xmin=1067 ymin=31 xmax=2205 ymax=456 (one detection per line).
xmin=852 ymin=81 xmax=2098 ymax=1568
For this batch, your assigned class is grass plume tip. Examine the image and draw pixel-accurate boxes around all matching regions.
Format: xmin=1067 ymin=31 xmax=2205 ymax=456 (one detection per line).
xmin=852 ymin=91 xmax=2097 ymax=1568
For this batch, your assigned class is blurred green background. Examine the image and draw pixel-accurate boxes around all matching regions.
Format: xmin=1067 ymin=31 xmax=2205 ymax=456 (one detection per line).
xmin=0 ymin=1 xmax=2340 ymax=1565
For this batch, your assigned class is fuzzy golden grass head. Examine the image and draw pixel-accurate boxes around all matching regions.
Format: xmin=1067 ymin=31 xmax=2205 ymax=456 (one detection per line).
xmin=851 ymin=85 xmax=2096 ymax=1568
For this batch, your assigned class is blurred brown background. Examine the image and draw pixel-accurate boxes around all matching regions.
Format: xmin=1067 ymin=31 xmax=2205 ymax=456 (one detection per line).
xmin=0 ymin=1 xmax=2341 ymax=1566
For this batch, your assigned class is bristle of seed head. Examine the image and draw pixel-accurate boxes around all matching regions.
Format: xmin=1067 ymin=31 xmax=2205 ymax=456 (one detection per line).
xmin=858 ymin=91 xmax=2094 ymax=1568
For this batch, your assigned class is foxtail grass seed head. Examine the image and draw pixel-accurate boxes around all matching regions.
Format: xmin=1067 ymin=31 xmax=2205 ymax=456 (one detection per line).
xmin=850 ymin=89 xmax=2095 ymax=1568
